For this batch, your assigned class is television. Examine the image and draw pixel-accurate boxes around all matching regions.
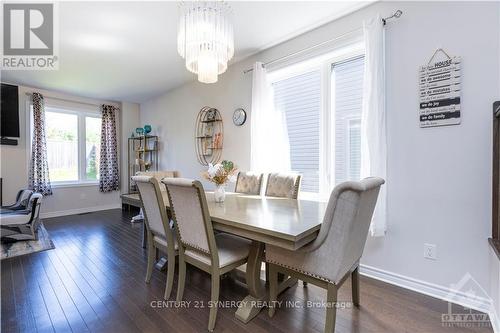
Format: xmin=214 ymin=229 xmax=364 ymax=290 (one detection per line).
xmin=1 ymin=83 xmax=20 ymax=139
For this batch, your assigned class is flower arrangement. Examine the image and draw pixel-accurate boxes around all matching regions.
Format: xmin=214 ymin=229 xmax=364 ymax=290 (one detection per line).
xmin=202 ymin=160 xmax=238 ymax=186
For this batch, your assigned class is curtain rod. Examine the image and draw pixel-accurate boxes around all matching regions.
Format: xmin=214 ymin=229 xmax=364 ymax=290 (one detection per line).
xmin=25 ymin=92 xmax=111 ymax=108
xmin=243 ymin=9 xmax=403 ymax=75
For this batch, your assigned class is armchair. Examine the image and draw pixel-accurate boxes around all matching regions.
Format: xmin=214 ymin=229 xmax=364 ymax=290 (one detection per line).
xmin=266 ymin=177 xmax=385 ymax=333
xmin=0 ymin=189 xmax=33 ymax=213
xmin=1 ymin=193 xmax=43 ymax=242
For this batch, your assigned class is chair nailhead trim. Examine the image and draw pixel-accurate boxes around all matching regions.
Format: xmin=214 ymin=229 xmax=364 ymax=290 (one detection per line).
xmin=266 ymin=259 xmax=335 ymax=284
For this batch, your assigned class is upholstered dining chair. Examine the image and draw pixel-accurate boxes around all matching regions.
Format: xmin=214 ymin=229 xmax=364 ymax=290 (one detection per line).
xmin=234 ymin=171 xmax=264 ymax=195
xmin=266 ymin=177 xmax=385 ymax=333
xmin=135 ymin=170 xmax=179 ymax=243
xmin=162 ymin=178 xmax=252 ymax=332
xmin=264 ymin=172 xmax=302 ymax=283
xmin=265 ymin=173 xmax=301 ymax=199
xmin=132 ymin=175 xmax=178 ymax=300
xmin=136 ymin=170 xmax=180 ymax=190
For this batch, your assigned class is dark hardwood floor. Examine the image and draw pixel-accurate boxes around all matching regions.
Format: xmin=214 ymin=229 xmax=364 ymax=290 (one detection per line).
xmin=1 ymin=209 xmax=493 ymax=333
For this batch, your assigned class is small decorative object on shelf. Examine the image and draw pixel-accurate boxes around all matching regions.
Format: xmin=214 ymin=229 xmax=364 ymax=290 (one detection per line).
xmin=195 ymin=106 xmax=224 ymax=165
xmin=202 ymin=160 xmax=237 ymax=203
xmin=144 ymin=124 xmax=152 ymax=134
xmin=135 ymin=127 xmax=144 ymax=136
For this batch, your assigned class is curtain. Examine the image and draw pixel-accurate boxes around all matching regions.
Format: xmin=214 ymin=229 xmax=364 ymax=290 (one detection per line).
xmin=99 ymin=104 xmax=119 ymax=192
xmin=28 ymin=93 xmax=53 ymax=196
xmin=250 ymin=62 xmax=291 ymax=173
xmin=361 ymin=15 xmax=387 ymax=237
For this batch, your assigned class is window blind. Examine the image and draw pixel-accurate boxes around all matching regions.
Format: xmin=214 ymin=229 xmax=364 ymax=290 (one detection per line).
xmin=273 ymin=70 xmax=321 ymax=193
xmin=333 ymin=56 xmax=365 ymax=185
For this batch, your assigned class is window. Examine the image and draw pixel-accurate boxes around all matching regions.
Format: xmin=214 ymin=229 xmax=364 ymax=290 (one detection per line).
xmin=270 ymin=49 xmax=364 ymax=197
xmin=273 ymin=70 xmax=321 ymax=193
xmin=333 ymin=56 xmax=364 ymax=185
xmin=32 ymin=104 xmax=102 ymax=185
xmin=85 ymin=116 xmax=101 ymax=181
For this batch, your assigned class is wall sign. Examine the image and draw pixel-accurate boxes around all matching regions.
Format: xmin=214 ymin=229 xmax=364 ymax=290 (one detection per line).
xmin=419 ymin=50 xmax=461 ymax=128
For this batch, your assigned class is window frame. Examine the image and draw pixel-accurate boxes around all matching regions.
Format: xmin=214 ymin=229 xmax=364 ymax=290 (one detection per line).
xmin=27 ymin=101 xmax=102 ymax=187
xmin=492 ymin=101 xmax=500 ymax=256
xmin=267 ymin=45 xmax=365 ymax=200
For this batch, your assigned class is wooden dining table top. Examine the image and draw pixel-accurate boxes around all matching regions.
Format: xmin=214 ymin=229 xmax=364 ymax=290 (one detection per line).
xmin=121 ymin=191 xmax=327 ymax=250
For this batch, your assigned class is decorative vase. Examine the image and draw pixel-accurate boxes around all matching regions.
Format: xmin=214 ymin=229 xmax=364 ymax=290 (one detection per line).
xmin=214 ymin=184 xmax=226 ymax=203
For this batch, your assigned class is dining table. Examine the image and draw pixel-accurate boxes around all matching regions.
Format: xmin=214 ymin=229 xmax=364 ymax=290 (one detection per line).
xmin=121 ymin=191 xmax=328 ymax=323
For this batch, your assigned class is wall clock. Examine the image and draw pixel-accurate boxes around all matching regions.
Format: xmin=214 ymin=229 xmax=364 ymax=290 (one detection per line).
xmin=233 ymin=108 xmax=247 ymax=126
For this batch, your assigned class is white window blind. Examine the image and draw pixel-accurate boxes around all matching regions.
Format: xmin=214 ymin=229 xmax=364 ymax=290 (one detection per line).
xmin=272 ymin=70 xmax=321 ymax=193
xmin=333 ymin=56 xmax=365 ymax=185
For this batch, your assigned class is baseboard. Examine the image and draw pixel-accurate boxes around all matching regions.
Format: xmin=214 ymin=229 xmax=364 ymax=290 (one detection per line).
xmin=40 ymin=204 xmax=122 ymax=219
xmin=360 ymin=264 xmax=499 ymax=333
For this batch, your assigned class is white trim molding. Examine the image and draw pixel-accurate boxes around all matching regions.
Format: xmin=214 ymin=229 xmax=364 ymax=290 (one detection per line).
xmin=360 ymin=264 xmax=499 ymax=333
xmin=40 ymin=204 xmax=121 ymax=219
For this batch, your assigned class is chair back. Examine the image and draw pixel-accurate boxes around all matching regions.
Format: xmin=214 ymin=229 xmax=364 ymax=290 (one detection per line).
xmin=235 ymin=171 xmax=263 ymax=195
xmin=316 ymin=177 xmax=384 ymax=282
xmin=17 ymin=189 xmax=33 ymax=205
xmin=3 ymin=189 xmax=33 ymax=210
xmin=132 ymin=175 xmax=174 ymax=245
xmin=162 ymin=178 xmax=216 ymax=256
xmin=136 ymin=170 xmax=180 ymax=191
xmin=265 ymin=173 xmax=301 ymax=199
xmin=29 ymin=193 xmax=43 ymax=230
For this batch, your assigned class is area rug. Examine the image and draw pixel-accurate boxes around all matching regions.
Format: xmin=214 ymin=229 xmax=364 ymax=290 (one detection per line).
xmin=1 ymin=224 xmax=55 ymax=260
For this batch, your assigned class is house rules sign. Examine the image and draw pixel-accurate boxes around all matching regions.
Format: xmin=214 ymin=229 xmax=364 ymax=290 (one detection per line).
xmin=419 ymin=55 xmax=461 ymax=128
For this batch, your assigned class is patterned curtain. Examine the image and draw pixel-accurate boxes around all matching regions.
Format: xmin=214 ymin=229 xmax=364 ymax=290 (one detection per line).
xmin=99 ymin=104 xmax=119 ymax=192
xmin=28 ymin=93 xmax=53 ymax=196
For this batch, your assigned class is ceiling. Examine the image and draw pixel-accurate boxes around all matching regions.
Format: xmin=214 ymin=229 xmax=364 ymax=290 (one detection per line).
xmin=2 ymin=1 xmax=370 ymax=103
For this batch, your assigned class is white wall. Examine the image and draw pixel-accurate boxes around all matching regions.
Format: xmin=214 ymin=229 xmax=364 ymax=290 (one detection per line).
xmin=140 ymin=0 xmax=500 ymax=322
xmin=0 ymin=84 xmax=140 ymax=217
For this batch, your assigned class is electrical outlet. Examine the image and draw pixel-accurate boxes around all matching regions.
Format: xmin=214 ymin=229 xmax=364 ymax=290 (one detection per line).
xmin=424 ymin=243 xmax=437 ymax=260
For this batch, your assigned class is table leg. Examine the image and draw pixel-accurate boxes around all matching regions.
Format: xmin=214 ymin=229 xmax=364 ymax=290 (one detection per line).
xmin=235 ymin=241 xmax=266 ymax=323
xmin=235 ymin=240 xmax=298 ymax=323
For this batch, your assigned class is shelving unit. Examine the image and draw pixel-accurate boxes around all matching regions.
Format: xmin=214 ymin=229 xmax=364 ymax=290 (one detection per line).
xmin=127 ymin=135 xmax=159 ymax=193
xmin=195 ymin=107 xmax=223 ymax=166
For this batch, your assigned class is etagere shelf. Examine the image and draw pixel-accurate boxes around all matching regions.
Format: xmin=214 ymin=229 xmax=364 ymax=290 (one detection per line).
xmin=127 ymin=135 xmax=159 ymax=193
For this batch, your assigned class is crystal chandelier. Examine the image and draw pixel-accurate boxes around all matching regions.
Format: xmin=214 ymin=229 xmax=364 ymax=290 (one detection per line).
xmin=177 ymin=1 xmax=234 ymax=84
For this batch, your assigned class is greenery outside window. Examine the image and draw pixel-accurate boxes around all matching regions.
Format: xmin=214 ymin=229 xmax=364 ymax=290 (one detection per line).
xmin=31 ymin=105 xmax=102 ymax=186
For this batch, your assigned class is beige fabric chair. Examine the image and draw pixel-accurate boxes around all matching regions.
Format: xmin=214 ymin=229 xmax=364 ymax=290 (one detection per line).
xmin=132 ymin=175 xmax=178 ymax=300
xmin=234 ymin=171 xmax=264 ymax=195
xmin=162 ymin=178 xmax=252 ymax=332
xmin=135 ymin=171 xmax=179 ymax=242
xmin=263 ymin=172 xmax=302 ymax=283
xmin=265 ymin=173 xmax=301 ymax=199
xmin=266 ymin=177 xmax=385 ymax=333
